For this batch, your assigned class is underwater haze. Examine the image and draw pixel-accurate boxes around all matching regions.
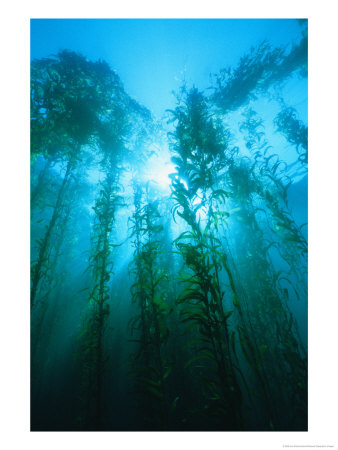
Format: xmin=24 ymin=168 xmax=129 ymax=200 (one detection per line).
xmin=30 ymin=18 xmax=308 ymax=431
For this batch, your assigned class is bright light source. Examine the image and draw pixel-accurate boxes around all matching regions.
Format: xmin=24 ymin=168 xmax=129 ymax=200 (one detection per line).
xmin=148 ymin=159 xmax=176 ymax=189
xmin=141 ymin=146 xmax=190 ymax=193
xmin=141 ymin=145 xmax=177 ymax=191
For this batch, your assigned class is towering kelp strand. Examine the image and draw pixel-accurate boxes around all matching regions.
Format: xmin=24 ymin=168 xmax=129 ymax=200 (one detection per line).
xmin=79 ymin=170 xmax=123 ymax=430
xmin=239 ymin=108 xmax=307 ymax=289
xmin=168 ymin=88 xmax=244 ymax=430
xmin=128 ymin=183 xmax=175 ymax=430
xmin=204 ymin=103 xmax=308 ymax=429
xmin=225 ymin=157 xmax=306 ymax=430
xmin=77 ymin=77 xmax=131 ymax=430
xmin=30 ymin=51 xmax=115 ymax=310
xmin=31 ymin=168 xmax=87 ymax=357
xmin=31 ymin=167 xmax=89 ymax=408
xmin=30 ymin=52 xmax=119 ymax=414
xmin=218 ymin=107 xmax=307 ymax=429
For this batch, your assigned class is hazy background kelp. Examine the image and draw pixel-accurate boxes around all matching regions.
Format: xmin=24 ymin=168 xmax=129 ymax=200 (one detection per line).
xmin=30 ymin=19 xmax=308 ymax=431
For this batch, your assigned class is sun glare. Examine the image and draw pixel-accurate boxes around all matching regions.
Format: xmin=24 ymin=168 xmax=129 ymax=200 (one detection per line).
xmin=144 ymin=151 xmax=176 ymax=190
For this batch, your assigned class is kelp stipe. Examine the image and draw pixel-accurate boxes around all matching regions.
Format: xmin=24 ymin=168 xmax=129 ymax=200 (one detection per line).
xmin=77 ymin=103 xmax=130 ymax=430
xmin=227 ymin=107 xmax=308 ymax=430
xmin=31 ymin=171 xmax=88 ymax=401
xmin=128 ymin=182 xmax=175 ymax=430
xmin=168 ymin=88 xmax=244 ymax=430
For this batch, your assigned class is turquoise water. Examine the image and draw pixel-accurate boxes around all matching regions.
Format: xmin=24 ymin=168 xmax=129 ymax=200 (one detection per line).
xmin=31 ymin=19 xmax=308 ymax=431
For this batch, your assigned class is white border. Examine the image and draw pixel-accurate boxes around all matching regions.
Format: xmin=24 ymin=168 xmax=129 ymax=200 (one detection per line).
xmin=1 ymin=1 xmax=337 ymax=449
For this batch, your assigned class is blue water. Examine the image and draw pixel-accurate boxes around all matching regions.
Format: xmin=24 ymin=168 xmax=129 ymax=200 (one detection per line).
xmin=30 ymin=19 xmax=308 ymax=431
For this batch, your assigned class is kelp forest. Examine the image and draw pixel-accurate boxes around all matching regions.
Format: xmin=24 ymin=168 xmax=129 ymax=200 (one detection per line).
xmin=31 ymin=19 xmax=308 ymax=431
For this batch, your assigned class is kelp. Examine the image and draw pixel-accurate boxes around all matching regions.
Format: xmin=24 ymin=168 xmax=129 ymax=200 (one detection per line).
xmin=77 ymin=107 xmax=129 ymax=430
xmin=168 ymin=88 xmax=244 ymax=430
xmin=30 ymin=51 xmax=116 ymax=309
xmin=274 ymin=104 xmax=308 ymax=165
xmin=223 ymin=107 xmax=308 ymax=429
xmin=239 ymin=108 xmax=307 ymax=284
xmin=31 ymin=43 xmax=307 ymax=431
xmin=211 ymin=23 xmax=307 ymax=114
xmin=128 ymin=182 xmax=175 ymax=430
